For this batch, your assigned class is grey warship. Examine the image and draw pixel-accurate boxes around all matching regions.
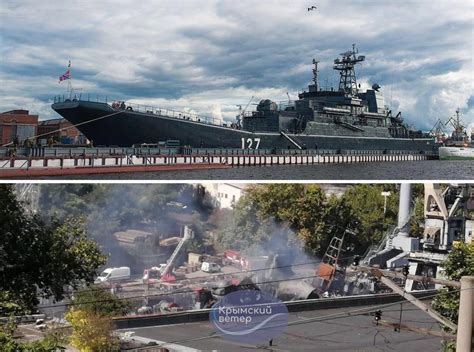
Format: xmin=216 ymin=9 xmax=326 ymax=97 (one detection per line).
xmin=52 ymin=46 xmax=436 ymax=152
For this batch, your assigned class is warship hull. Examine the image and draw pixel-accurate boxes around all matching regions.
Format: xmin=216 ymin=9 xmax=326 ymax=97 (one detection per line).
xmin=439 ymin=146 xmax=474 ymax=160
xmin=52 ymin=100 xmax=436 ymax=152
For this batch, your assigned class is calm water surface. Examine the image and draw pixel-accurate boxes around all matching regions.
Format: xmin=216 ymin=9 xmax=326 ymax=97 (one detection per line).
xmin=37 ymin=160 xmax=474 ymax=180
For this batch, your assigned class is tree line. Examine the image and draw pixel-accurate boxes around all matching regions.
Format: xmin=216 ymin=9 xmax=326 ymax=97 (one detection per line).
xmin=211 ymin=184 xmax=424 ymax=258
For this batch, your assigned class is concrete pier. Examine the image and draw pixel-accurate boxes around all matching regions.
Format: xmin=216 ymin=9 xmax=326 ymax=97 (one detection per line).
xmin=0 ymin=147 xmax=437 ymax=178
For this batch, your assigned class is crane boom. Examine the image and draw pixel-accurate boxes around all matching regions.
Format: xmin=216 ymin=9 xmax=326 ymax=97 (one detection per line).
xmin=161 ymin=226 xmax=193 ymax=280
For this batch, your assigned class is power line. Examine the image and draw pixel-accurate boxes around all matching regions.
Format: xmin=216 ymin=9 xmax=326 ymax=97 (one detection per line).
xmin=38 ymin=255 xmax=428 ymax=310
xmin=39 ymin=273 xmax=325 ymax=310
xmin=143 ymin=287 xmax=470 ymax=350
xmin=66 ymin=257 xmax=338 ymax=295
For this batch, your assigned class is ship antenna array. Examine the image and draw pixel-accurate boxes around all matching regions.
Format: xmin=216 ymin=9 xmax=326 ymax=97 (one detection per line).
xmin=333 ymin=43 xmax=365 ymax=96
xmin=312 ymin=59 xmax=320 ymax=91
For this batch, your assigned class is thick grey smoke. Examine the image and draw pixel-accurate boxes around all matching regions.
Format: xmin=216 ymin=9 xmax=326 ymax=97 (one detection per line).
xmin=36 ymin=184 xmax=205 ymax=276
xmin=239 ymin=220 xmax=322 ymax=300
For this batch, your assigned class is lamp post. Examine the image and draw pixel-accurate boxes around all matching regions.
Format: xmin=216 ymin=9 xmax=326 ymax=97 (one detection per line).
xmin=381 ymin=191 xmax=391 ymax=216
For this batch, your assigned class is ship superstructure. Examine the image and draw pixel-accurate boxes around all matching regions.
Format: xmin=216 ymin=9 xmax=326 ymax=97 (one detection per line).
xmin=242 ymin=45 xmax=421 ymax=140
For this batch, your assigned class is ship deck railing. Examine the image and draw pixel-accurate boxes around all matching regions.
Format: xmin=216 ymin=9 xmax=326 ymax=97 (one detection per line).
xmin=53 ymin=94 xmax=236 ymax=129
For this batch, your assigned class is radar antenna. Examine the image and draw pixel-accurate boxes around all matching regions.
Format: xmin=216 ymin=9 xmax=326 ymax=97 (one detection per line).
xmin=333 ymin=44 xmax=365 ymax=96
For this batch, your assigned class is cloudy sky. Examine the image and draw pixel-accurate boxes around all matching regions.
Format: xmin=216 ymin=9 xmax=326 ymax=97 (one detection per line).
xmin=0 ymin=0 xmax=472 ymax=132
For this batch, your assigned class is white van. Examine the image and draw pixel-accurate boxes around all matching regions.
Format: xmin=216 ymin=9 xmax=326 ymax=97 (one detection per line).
xmin=201 ymin=262 xmax=220 ymax=273
xmin=96 ymin=267 xmax=131 ymax=283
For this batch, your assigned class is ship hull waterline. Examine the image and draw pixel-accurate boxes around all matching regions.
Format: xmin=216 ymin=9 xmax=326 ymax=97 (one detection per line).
xmin=438 ymin=146 xmax=474 ymax=160
xmin=52 ymin=101 xmax=437 ymax=153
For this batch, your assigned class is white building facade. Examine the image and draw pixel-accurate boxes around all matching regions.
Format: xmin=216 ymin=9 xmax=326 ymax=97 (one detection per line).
xmin=201 ymin=183 xmax=248 ymax=209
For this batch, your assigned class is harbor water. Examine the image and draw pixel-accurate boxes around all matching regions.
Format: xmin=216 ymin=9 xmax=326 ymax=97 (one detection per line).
xmin=36 ymin=160 xmax=473 ymax=180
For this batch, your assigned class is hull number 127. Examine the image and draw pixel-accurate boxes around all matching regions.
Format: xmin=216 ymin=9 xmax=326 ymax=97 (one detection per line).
xmin=241 ymin=138 xmax=261 ymax=149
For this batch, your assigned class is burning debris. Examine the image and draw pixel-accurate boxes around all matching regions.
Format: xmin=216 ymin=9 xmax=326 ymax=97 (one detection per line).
xmin=86 ymin=184 xmax=474 ymax=318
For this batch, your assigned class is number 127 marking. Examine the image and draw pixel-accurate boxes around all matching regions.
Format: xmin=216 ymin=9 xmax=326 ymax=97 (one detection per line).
xmin=241 ymin=138 xmax=261 ymax=149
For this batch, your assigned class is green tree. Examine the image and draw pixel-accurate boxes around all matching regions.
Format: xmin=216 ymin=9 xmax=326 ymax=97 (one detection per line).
xmin=340 ymin=184 xmax=399 ymax=248
xmin=432 ymin=242 xmax=474 ymax=324
xmin=65 ymin=286 xmax=129 ymax=352
xmin=39 ymin=184 xmax=198 ymax=243
xmin=211 ymin=184 xmax=427 ymax=258
xmin=0 ymin=185 xmax=107 ymax=314
xmin=0 ymin=319 xmax=67 ymax=352
xmin=66 ymin=309 xmax=119 ymax=352
xmin=431 ymin=242 xmax=474 ymax=351
xmin=73 ymin=286 xmax=130 ymax=317
xmin=213 ymin=184 xmax=348 ymax=256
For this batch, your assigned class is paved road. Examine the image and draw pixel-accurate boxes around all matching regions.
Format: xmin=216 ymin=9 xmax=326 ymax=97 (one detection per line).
xmin=117 ymin=302 xmax=447 ymax=351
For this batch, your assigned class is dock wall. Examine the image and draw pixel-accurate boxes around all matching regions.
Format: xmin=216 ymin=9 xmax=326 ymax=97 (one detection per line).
xmin=0 ymin=146 xmax=437 ymax=177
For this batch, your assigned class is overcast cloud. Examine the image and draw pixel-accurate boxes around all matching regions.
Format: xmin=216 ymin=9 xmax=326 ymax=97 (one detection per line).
xmin=0 ymin=0 xmax=472 ymax=131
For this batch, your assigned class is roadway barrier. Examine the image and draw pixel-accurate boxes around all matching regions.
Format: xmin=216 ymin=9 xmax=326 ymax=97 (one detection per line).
xmin=113 ymin=290 xmax=437 ymax=330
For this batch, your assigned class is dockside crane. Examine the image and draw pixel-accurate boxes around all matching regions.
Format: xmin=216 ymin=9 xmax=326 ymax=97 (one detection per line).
xmin=429 ymin=118 xmax=446 ymax=143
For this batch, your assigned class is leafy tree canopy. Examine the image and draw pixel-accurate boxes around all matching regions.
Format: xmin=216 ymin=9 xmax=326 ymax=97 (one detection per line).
xmin=212 ymin=184 xmax=424 ymax=258
xmin=38 ymin=184 xmax=199 ymax=243
xmin=66 ymin=308 xmax=119 ymax=352
xmin=432 ymin=242 xmax=474 ymax=325
xmin=72 ymin=286 xmax=130 ymax=317
xmin=0 ymin=185 xmax=107 ymax=314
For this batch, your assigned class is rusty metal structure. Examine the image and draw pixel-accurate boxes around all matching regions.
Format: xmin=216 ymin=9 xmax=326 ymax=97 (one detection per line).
xmin=314 ymin=231 xmax=346 ymax=293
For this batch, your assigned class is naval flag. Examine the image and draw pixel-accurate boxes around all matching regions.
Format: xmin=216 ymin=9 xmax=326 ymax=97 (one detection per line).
xmin=59 ymin=70 xmax=71 ymax=82
xmin=59 ymin=61 xmax=71 ymax=82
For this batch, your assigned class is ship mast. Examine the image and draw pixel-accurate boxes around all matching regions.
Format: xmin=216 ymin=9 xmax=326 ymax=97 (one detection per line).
xmin=312 ymin=59 xmax=319 ymax=90
xmin=333 ymin=44 xmax=365 ymax=96
xmin=308 ymin=59 xmax=320 ymax=93
xmin=67 ymin=60 xmax=73 ymax=99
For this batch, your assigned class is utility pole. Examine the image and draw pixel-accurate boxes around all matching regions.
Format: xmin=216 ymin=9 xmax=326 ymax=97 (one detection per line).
xmin=369 ymin=268 xmax=457 ymax=331
xmin=354 ymin=266 xmax=474 ymax=350
xmin=456 ymin=276 xmax=474 ymax=352
xmin=381 ymin=191 xmax=391 ymax=216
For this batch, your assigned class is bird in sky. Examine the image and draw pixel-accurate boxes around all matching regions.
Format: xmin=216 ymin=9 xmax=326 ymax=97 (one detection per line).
xmin=308 ymin=5 xmax=317 ymax=11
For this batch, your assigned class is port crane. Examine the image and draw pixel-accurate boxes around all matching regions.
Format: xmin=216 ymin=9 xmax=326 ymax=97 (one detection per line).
xmin=429 ymin=118 xmax=447 ymax=143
